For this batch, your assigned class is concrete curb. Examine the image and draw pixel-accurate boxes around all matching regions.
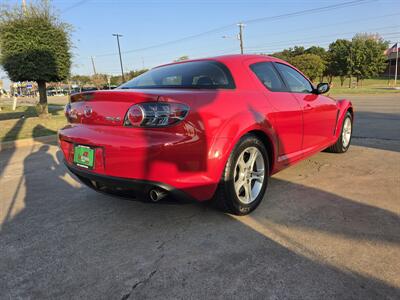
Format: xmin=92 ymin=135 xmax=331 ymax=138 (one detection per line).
xmin=0 ymin=135 xmax=57 ymax=151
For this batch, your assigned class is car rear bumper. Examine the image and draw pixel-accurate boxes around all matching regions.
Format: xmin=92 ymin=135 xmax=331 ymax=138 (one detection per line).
xmin=58 ymin=124 xmax=227 ymax=201
xmin=65 ymin=162 xmax=195 ymax=202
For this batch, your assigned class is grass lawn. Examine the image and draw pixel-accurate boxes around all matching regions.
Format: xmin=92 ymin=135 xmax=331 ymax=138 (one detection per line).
xmin=0 ymin=78 xmax=398 ymax=143
xmin=0 ymin=104 xmax=64 ymax=121
xmin=328 ymin=78 xmax=400 ymax=95
xmin=0 ymin=115 xmax=67 ymax=142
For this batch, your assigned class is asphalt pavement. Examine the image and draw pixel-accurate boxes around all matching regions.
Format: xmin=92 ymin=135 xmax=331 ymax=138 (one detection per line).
xmin=0 ymin=94 xmax=399 ymax=299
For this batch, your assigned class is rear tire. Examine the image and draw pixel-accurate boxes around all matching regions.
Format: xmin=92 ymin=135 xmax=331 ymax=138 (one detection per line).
xmin=214 ymin=134 xmax=269 ymax=215
xmin=326 ymin=111 xmax=353 ymax=153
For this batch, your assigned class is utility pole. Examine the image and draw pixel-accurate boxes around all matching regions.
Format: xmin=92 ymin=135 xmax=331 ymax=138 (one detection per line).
xmin=107 ymin=75 xmax=111 ymax=89
xmin=90 ymin=56 xmax=97 ymax=75
xmin=395 ymin=42 xmax=399 ymax=86
xmin=349 ymin=45 xmax=353 ymax=88
xmin=112 ymin=33 xmax=125 ymax=82
xmin=237 ymin=22 xmax=245 ymax=54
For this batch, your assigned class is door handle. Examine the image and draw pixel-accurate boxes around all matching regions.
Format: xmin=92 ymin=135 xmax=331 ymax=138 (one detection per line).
xmin=304 ymin=104 xmax=313 ymax=111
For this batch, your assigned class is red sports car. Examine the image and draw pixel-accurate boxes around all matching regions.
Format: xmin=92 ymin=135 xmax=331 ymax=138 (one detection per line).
xmin=59 ymin=55 xmax=353 ymax=215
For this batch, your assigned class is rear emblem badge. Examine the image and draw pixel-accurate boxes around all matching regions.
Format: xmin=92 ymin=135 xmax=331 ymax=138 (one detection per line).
xmin=83 ymin=106 xmax=92 ymax=117
xmin=105 ymin=116 xmax=121 ymax=122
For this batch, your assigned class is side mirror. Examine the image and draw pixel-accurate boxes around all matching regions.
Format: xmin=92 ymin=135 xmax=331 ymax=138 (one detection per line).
xmin=315 ymin=83 xmax=330 ymax=94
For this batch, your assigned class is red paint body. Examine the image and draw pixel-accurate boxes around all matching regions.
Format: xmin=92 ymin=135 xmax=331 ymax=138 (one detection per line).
xmin=59 ymin=55 xmax=353 ymax=201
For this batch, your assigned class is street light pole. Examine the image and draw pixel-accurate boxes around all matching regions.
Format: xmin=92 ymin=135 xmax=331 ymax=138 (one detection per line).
xmin=237 ymin=22 xmax=245 ymax=54
xmin=90 ymin=56 xmax=97 ymax=75
xmin=112 ymin=33 xmax=125 ymax=82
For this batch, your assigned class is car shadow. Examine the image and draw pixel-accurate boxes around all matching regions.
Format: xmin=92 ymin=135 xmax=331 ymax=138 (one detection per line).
xmin=0 ymin=118 xmax=26 ymax=178
xmin=0 ymin=144 xmax=399 ymax=299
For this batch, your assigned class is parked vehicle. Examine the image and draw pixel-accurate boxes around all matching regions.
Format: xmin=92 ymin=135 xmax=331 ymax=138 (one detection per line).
xmin=59 ymin=55 xmax=353 ymax=215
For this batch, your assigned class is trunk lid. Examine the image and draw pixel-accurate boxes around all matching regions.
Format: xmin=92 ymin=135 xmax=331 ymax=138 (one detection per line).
xmin=67 ymin=88 xmax=220 ymax=126
xmin=68 ymin=90 xmax=161 ymax=126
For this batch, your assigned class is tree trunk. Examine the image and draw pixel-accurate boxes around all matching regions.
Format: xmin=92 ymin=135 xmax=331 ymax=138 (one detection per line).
xmin=37 ymin=81 xmax=48 ymax=117
xmin=348 ymin=76 xmax=352 ymax=88
xmin=340 ymin=76 xmax=345 ymax=86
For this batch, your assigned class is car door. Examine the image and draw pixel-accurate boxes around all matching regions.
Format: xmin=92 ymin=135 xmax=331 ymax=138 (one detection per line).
xmin=249 ymin=61 xmax=303 ymax=164
xmin=274 ymin=62 xmax=338 ymax=151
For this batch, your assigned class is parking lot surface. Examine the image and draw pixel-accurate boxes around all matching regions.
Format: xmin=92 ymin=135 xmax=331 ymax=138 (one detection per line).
xmin=1 ymin=95 xmax=399 ymax=299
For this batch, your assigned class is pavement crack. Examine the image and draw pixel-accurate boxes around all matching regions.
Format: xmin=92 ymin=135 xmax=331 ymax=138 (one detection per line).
xmin=120 ymin=213 xmax=196 ymax=299
xmin=121 ymin=269 xmax=158 ymax=300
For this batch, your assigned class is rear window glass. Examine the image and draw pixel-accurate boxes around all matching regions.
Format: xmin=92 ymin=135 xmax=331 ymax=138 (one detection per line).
xmin=119 ymin=61 xmax=235 ymax=89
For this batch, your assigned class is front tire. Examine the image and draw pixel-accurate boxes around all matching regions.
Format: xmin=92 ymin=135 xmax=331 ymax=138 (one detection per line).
xmin=214 ymin=134 xmax=269 ymax=215
xmin=327 ymin=111 xmax=353 ymax=153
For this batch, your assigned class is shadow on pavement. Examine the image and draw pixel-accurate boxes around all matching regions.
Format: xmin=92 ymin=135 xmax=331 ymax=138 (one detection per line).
xmin=0 ymin=118 xmax=26 ymax=178
xmin=0 ymin=144 xmax=399 ymax=299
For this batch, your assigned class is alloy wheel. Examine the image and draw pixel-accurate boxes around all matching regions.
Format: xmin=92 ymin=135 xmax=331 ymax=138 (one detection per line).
xmin=233 ymin=146 xmax=265 ymax=204
xmin=342 ymin=117 xmax=352 ymax=148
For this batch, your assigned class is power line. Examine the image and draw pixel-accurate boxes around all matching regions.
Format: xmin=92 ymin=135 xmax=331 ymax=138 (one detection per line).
xmin=245 ymin=0 xmax=376 ymax=25
xmin=61 ymin=0 xmax=90 ymax=13
xmin=246 ymin=36 xmax=400 ymax=53
xmin=94 ymin=0 xmax=376 ymax=57
xmin=245 ymin=12 xmax=400 ymax=41
xmin=83 ymin=12 xmax=399 ymax=63
xmin=246 ymin=26 xmax=400 ymax=50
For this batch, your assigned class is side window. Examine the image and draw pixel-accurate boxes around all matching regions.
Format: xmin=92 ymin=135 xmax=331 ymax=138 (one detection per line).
xmin=275 ymin=63 xmax=314 ymax=93
xmin=250 ymin=62 xmax=286 ymax=92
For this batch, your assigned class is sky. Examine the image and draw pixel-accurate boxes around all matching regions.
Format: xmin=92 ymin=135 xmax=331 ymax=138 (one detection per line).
xmin=1 ymin=0 xmax=399 ymax=88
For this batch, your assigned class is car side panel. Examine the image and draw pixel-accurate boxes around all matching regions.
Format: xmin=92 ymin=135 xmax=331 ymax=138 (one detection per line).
xmin=294 ymin=93 xmax=338 ymax=152
xmin=243 ymin=59 xmax=304 ymax=165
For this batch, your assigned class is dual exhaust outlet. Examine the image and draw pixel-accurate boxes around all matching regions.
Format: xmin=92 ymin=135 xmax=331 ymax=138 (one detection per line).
xmin=149 ymin=188 xmax=167 ymax=202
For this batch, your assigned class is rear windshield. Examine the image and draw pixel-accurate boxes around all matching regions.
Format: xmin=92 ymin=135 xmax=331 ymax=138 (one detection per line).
xmin=119 ymin=61 xmax=235 ymax=89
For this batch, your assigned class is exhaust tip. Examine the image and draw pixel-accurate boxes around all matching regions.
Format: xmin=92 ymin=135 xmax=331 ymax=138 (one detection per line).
xmin=149 ymin=188 xmax=167 ymax=202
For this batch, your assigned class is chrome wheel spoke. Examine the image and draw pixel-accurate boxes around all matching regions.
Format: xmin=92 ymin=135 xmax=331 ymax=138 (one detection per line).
xmin=235 ymin=178 xmax=244 ymax=195
xmin=245 ymin=180 xmax=252 ymax=202
xmin=250 ymin=169 xmax=264 ymax=182
xmin=233 ymin=146 xmax=266 ymax=204
xmin=246 ymin=148 xmax=258 ymax=168
xmin=237 ymin=154 xmax=247 ymax=169
xmin=342 ymin=118 xmax=352 ymax=147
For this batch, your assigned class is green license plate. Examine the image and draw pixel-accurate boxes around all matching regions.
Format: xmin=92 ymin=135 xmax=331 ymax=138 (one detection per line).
xmin=74 ymin=145 xmax=95 ymax=168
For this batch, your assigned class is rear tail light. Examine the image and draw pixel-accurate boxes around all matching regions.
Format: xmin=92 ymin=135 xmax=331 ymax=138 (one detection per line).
xmin=64 ymin=103 xmax=78 ymax=122
xmin=64 ymin=103 xmax=72 ymax=121
xmin=124 ymin=102 xmax=189 ymax=127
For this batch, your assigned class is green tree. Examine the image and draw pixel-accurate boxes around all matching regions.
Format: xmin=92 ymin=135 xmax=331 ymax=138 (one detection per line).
xmin=350 ymin=33 xmax=388 ymax=86
xmin=304 ymin=46 xmax=327 ymax=59
xmin=0 ymin=1 xmax=71 ymax=116
xmin=174 ymin=55 xmax=189 ymax=62
xmin=326 ymin=39 xmax=351 ymax=86
xmin=71 ymin=75 xmax=91 ymax=86
xmin=91 ymin=74 xmax=108 ymax=88
xmin=271 ymin=46 xmax=305 ymax=61
xmin=107 ymin=69 xmax=148 ymax=86
xmin=289 ymin=53 xmax=325 ymax=82
xmin=127 ymin=69 xmax=148 ymax=80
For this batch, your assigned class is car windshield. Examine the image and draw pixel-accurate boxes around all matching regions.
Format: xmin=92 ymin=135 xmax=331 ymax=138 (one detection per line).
xmin=119 ymin=61 xmax=235 ymax=89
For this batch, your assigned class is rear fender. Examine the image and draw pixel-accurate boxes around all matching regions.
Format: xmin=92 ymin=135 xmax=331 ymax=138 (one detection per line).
xmin=208 ymin=111 xmax=278 ymax=184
